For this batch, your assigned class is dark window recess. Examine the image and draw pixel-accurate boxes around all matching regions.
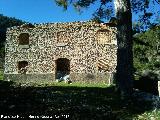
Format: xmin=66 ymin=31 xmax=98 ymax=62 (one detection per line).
xmin=19 ymin=33 xmax=29 ymax=45
xmin=18 ymin=61 xmax=28 ymax=74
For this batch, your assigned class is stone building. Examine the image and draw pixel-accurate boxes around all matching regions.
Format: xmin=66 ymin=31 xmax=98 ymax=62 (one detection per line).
xmin=4 ymin=21 xmax=117 ymax=84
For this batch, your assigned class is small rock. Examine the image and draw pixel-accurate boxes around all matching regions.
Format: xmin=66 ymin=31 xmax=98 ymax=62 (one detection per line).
xmin=150 ymin=117 xmax=155 ymax=120
xmin=81 ymin=90 xmax=86 ymax=93
xmin=9 ymin=105 xmax=15 ymax=109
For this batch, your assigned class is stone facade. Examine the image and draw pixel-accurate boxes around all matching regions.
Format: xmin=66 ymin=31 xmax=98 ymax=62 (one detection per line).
xmin=4 ymin=21 xmax=117 ymax=84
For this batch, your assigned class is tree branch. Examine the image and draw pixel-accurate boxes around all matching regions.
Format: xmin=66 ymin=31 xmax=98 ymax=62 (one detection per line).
xmin=154 ymin=0 xmax=160 ymax=5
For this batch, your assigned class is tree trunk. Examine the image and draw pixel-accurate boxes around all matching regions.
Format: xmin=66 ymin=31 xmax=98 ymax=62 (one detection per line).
xmin=114 ymin=0 xmax=133 ymax=97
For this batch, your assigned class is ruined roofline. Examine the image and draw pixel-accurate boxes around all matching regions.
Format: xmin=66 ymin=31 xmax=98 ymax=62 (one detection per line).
xmin=7 ymin=20 xmax=116 ymax=30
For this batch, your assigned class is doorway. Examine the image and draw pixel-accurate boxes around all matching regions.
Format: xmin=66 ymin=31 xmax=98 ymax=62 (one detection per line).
xmin=55 ymin=58 xmax=70 ymax=79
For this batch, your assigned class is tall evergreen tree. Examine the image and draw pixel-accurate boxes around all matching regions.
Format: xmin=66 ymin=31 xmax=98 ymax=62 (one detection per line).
xmin=114 ymin=0 xmax=133 ymax=96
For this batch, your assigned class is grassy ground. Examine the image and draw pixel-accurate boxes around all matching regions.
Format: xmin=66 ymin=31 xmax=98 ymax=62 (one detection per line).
xmin=0 ymin=80 xmax=159 ymax=119
xmin=0 ymin=69 xmax=3 ymax=80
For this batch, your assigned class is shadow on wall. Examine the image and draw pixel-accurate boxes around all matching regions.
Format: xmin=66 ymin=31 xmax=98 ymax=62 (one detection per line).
xmin=134 ymin=70 xmax=159 ymax=95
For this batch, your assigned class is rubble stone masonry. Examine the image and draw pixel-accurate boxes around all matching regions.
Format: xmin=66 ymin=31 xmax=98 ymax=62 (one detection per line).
xmin=4 ymin=21 xmax=117 ymax=84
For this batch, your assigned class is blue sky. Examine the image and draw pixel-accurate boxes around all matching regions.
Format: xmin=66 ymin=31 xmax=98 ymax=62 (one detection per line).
xmin=0 ymin=0 xmax=100 ymax=23
xmin=0 ymin=0 xmax=159 ymax=24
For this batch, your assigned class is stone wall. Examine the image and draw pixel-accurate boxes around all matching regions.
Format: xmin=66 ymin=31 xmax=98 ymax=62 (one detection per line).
xmin=4 ymin=21 xmax=117 ymax=84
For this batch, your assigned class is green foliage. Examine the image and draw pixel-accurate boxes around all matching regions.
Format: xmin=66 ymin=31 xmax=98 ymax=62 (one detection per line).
xmin=0 ymin=14 xmax=25 ymax=29
xmin=0 ymin=69 xmax=3 ymax=80
xmin=54 ymin=0 xmax=113 ymax=22
xmin=54 ymin=0 xmax=160 ymax=30
xmin=133 ymin=109 xmax=160 ymax=120
xmin=133 ymin=25 xmax=160 ymax=73
xmin=55 ymin=0 xmax=68 ymax=10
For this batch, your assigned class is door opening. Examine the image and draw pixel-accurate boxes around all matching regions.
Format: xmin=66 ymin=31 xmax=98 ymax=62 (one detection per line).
xmin=55 ymin=58 xmax=70 ymax=80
